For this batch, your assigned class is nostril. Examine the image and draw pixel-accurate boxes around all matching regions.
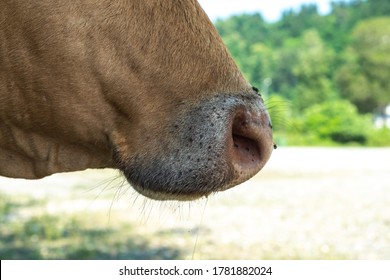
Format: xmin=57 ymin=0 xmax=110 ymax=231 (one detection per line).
xmin=228 ymin=108 xmax=273 ymax=182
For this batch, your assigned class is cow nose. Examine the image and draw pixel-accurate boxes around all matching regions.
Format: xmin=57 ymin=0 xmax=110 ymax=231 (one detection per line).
xmin=227 ymin=107 xmax=273 ymax=186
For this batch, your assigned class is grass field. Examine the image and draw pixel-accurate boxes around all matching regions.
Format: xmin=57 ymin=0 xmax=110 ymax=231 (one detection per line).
xmin=1 ymin=147 xmax=389 ymax=259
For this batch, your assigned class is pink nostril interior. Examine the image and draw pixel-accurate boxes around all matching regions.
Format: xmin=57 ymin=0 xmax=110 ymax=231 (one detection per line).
xmin=228 ymin=110 xmax=272 ymax=182
xmin=232 ymin=134 xmax=261 ymax=169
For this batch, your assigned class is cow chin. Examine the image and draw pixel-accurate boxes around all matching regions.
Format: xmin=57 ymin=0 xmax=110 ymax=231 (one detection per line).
xmin=119 ymin=157 xmax=234 ymax=201
xmin=113 ymin=93 xmax=273 ymax=201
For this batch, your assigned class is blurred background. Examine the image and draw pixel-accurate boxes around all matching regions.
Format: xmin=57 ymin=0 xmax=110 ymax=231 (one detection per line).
xmin=1 ymin=0 xmax=389 ymax=259
xmin=200 ymin=0 xmax=390 ymax=146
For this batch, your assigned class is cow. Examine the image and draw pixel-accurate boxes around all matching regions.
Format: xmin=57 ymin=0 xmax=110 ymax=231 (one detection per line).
xmin=0 ymin=0 xmax=274 ymax=201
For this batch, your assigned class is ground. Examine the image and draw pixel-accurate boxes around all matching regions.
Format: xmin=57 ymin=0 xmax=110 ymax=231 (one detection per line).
xmin=0 ymin=147 xmax=389 ymax=259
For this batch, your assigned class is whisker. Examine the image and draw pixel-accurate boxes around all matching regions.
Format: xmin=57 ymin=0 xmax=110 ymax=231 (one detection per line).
xmin=263 ymin=96 xmax=294 ymax=132
xmin=108 ymin=175 xmax=129 ymax=222
xmin=191 ymin=197 xmax=208 ymax=260
xmin=137 ymin=196 xmax=157 ymax=224
xmin=83 ymin=170 xmax=125 ymax=214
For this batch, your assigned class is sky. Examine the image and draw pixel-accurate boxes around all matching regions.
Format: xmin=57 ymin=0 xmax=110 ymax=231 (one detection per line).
xmin=197 ymin=0 xmax=346 ymax=22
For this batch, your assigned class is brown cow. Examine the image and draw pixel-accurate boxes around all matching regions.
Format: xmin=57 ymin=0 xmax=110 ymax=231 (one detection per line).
xmin=0 ymin=0 xmax=273 ymax=201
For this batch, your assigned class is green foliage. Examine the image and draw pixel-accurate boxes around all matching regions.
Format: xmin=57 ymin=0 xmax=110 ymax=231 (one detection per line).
xmin=290 ymin=30 xmax=338 ymax=111
xmin=336 ymin=17 xmax=390 ymax=114
xmin=300 ymin=100 xmax=372 ymax=144
xmin=367 ymin=127 xmax=390 ymax=147
xmin=215 ymin=0 xmax=390 ymax=146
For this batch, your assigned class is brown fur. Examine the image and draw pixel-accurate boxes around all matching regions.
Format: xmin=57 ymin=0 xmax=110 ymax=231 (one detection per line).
xmin=0 ymin=0 xmax=273 ymax=200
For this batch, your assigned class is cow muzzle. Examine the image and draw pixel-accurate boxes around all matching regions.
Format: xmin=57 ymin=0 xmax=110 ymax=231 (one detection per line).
xmin=113 ymin=92 xmax=273 ymax=201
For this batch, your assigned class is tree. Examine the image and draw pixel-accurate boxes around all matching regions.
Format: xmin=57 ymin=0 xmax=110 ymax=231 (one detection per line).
xmin=365 ymin=0 xmax=390 ymax=18
xmin=215 ymin=13 xmax=269 ymax=46
xmin=277 ymin=4 xmax=323 ymax=38
xmin=271 ymin=30 xmax=337 ymax=111
xmin=269 ymin=37 xmax=299 ymax=99
xmin=336 ymin=17 xmax=390 ymax=115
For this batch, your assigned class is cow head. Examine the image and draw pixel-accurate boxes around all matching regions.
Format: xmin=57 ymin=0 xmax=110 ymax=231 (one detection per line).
xmin=0 ymin=0 xmax=273 ymax=200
